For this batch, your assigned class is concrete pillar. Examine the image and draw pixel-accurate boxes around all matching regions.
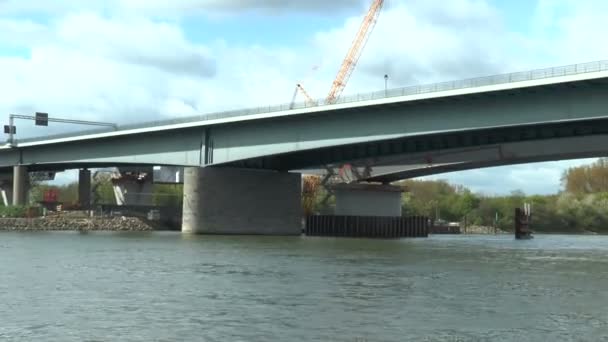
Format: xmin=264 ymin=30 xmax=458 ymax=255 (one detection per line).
xmin=182 ymin=167 xmax=302 ymax=235
xmin=182 ymin=167 xmax=202 ymax=233
xmin=333 ymin=183 xmax=404 ymax=217
xmin=0 ymin=177 xmax=12 ymax=206
xmin=78 ymin=169 xmax=92 ymax=209
xmin=12 ymin=165 xmax=28 ymax=206
xmin=0 ymin=184 xmax=12 ymax=206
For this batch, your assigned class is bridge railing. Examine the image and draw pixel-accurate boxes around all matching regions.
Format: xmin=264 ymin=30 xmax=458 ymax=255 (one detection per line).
xmin=11 ymin=59 xmax=608 ymax=144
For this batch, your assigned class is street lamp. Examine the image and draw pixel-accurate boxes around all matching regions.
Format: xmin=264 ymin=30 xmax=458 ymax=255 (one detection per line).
xmin=384 ymin=74 xmax=389 ymax=97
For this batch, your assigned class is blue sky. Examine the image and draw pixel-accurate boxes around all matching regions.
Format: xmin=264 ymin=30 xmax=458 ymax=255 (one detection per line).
xmin=1 ymin=0 xmax=607 ymax=195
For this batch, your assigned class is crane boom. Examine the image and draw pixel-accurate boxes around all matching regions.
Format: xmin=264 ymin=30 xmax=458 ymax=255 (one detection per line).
xmin=325 ymin=0 xmax=384 ymax=104
xmin=297 ymin=84 xmax=317 ymax=106
xmin=289 ymin=83 xmax=317 ymax=109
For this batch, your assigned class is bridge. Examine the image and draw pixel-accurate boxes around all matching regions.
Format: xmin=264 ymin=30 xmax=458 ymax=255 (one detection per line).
xmin=2 ymin=60 xmax=608 ymax=234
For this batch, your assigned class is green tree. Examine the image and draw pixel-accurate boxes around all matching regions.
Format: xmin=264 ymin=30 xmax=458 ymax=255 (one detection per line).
xmin=562 ymin=158 xmax=608 ymax=194
xmin=92 ymin=173 xmax=116 ymax=205
xmin=153 ymin=184 xmax=183 ymax=207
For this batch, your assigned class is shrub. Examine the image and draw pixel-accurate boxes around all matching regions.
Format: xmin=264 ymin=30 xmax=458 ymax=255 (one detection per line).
xmin=0 ymin=206 xmax=39 ymax=218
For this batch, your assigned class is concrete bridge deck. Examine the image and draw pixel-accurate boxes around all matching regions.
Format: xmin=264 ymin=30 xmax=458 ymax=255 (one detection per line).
xmin=2 ymin=59 xmax=608 ymax=174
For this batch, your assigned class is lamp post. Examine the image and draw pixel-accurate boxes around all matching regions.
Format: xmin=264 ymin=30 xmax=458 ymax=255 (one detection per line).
xmin=384 ymin=74 xmax=389 ymax=97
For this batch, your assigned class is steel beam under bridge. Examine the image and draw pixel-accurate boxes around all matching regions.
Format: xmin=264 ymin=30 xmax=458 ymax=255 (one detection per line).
xmin=358 ymin=133 xmax=608 ymax=183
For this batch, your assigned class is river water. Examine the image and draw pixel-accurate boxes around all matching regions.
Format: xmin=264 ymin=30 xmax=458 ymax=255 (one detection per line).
xmin=1 ymin=232 xmax=607 ymax=341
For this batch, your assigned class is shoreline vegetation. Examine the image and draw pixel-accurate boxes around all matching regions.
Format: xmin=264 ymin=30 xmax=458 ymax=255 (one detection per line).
xmin=2 ymin=159 xmax=608 ymax=234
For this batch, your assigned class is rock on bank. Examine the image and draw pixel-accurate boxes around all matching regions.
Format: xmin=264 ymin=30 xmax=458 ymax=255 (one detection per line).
xmin=0 ymin=217 xmax=159 ymax=232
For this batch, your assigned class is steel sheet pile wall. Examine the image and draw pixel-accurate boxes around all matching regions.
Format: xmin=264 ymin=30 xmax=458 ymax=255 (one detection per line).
xmin=305 ymin=215 xmax=429 ymax=238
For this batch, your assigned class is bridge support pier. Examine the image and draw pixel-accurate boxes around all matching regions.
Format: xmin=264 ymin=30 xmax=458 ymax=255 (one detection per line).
xmin=78 ymin=169 xmax=92 ymax=209
xmin=182 ymin=167 xmax=302 ymax=235
xmin=12 ymin=165 xmax=28 ymax=206
xmin=332 ymin=183 xmax=404 ymax=217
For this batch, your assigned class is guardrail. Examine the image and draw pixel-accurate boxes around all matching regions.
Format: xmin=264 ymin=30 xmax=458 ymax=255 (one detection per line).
xmin=9 ymin=59 xmax=608 ymax=145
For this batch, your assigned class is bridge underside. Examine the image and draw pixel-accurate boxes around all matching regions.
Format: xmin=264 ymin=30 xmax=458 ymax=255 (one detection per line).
xmin=218 ymin=117 xmax=608 ymax=180
xmin=314 ymin=132 xmax=608 ymax=183
xmin=4 ymin=117 xmax=608 ymax=183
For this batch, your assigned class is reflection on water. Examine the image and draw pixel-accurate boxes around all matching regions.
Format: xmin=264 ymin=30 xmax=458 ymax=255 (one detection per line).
xmin=0 ymin=232 xmax=607 ymax=341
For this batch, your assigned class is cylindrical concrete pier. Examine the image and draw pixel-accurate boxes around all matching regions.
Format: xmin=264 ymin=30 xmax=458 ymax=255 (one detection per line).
xmin=182 ymin=167 xmax=202 ymax=234
xmin=12 ymin=165 xmax=28 ymax=206
xmin=181 ymin=167 xmax=302 ymax=235
xmin=0 ymin=182 xmax=12 ymax=206
xmin=78 ymin=169 xmax=92 ymax=209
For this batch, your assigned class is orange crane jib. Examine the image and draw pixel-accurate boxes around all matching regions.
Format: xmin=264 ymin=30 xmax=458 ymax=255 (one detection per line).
xmin=290 ymin=84 xmax=318 ymax=109
xmin=325 ymin=0 xmax=384 ymax=105
xmin=297 ymin=84 xmax=317 ymax=106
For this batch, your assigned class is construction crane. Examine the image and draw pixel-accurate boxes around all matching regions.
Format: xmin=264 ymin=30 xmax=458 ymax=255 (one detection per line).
xmin=289 ymin=84 xmax=317 ymax=109
xmin=290 ymin=0 xmax=384 ymax=108
xmin=325 ymin=0 xmax=384 ymax=104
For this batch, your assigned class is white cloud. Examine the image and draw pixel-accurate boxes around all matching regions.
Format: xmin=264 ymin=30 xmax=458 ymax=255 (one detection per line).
xmin=527 ymin=0 xmax=608 ymax=65
xmin=56 ymin=13 xmax=216 ymax=76
xmin=119 ymin=0 xmax=364 ymax=14
xmin=0 ymin=18 xmax=49 ymax=46
xmin=0 ymin=0 xmax=362 ymax=16
xmin=0 ymin=0 xmax=575 ymax=131
xmin=0 ymin=13 xmax=221 ymax=134
xmin=0 ymin=0 xmax=108 ymax=15
xmin=306 ymin=0 xmax=520 ymax=100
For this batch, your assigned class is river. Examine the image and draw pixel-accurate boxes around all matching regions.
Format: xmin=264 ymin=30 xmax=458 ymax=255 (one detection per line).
xmin=0 ymin=232 xmax=607 ymax=341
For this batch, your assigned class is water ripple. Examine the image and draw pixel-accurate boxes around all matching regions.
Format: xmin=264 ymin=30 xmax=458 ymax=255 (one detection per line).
xmin=1 ymin=233 xmax=608 ymax=341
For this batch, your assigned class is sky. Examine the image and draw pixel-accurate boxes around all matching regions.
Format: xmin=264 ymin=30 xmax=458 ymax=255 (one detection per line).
xmin=1 ymin=0 xmax=607 ymax=195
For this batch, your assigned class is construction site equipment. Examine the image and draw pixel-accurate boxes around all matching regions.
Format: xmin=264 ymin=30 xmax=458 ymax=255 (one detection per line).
xmin=289 ymin=84 xmax=318 ymax=109
xmin=325 ymin=0 xmax=384 ymax=104
xmin=291 ymin=0 xmax=384 ymax=107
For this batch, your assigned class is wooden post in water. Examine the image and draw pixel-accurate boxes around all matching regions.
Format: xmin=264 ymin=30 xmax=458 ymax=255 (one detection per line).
xmin=514 ymin=206 xmax=533 ymax=240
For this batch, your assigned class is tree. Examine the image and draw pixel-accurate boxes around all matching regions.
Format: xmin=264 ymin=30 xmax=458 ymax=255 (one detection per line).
xmin=562 ymin=158 xmax=608 ymax=194
xmin=452 ymin=190 xmax=480 ymax=219
xmin=302 ymin=175 xmax=322 ymax=216
xmin=153 ymin=184 xmax=183 ymax=207
xmin=92 ymin=173 xmax=116 ymax=205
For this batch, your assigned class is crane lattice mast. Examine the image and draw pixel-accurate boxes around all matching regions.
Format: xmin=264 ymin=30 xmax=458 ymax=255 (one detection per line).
xmin=289 ymin=84 xmax=318 ymax=109
xmin=325 ymin=0 xmax=384 ymax=105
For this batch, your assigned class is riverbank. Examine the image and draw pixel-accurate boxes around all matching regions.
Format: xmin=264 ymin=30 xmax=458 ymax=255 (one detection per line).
xmin=461 ymin=225 xmax=509 ymax=235
xmin=0 ymin=217 xmax=165 ymax=232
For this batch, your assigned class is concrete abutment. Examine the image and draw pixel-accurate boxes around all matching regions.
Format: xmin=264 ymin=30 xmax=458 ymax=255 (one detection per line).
xmin=332 ymin=183 xmax=404 ymax=217
xmin=182 ymin=167 xmax=302 ymax=235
